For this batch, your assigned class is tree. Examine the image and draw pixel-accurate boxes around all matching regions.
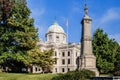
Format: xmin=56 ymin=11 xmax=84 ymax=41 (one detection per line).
xmin=0 ymin=0 xmax=14 ymax=53
xmin=92 ymin=28 xmax=119 ymax=74
xmin=0 ymin=0 xmax=55 ymax=73
xmin=113 ymin=45 xmax=120 ymax=75
xmin=0 ymin=0 xmax=17 ymax=71
xmin=27 ymin=48 xmax=55 ymax=73
xmin=0 ymin=0 xmax=14 ymax=25
xmin=0 ymin=0 xmax=38 ymax=72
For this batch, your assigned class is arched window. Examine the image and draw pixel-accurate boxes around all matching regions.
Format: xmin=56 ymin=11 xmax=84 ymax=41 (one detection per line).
xmin=62 ymin=59 xmax=65 ymax=65
xmin=62 ymin=52 xmax=65 ymax=57
xmin=55 ymin=51 xmax=57 ymax=56
xmin=68 ymin=59 xmax=70 ymax=64
xmin=56 ymin=35 xmax=59 ymax=42
xmin=68 ymin=51 xmax=70 ymax=56
xmin=62 ymin=68 xmax=65 ymax=72
xmin=49 ymin=35 xmax=52 ymax=41
xmin=63 ymin=36 xmax=65 ymax=41
xmin=55 ymin=68 xmax=57 ymax=72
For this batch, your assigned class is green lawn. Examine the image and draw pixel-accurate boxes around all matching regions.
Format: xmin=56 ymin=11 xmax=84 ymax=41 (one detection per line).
xmin=0 ymin=72 xmax=57 ymax=80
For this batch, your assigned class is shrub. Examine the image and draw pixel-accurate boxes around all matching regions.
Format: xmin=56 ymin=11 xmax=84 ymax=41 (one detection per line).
xmin=113 ymin=71 xmax=120 ymax=76
xmin=51 ymin=69 xmax=95 ymax=80
xmin=80 ymin=69 xmax=95 ymax=78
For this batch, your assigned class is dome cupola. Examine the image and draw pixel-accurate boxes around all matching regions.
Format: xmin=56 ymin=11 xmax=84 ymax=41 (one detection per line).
xmin=46 ymin=22 xmax=65 ymax=34
xmin=46 ymin=21 xmax=66 ymax=44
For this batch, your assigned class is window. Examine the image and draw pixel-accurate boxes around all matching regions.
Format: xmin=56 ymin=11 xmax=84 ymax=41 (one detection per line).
xmin=49 ymin=35 xmax=52 ymax=41
xmin=55 ymin=68 xmax=57 ymax=72
xmin=35 ymin=67 xmax=37 ymax=71
xmin=56 ymin=36 xmax=59 ymax=38
xmin=63 ymin=36 xmax=65 ymax=41
xmin=62 ymin=68 xmax=65 ymax=72
xmin=62 ymin=52 xmax=65 ymax=57
xmin=55 ymin=59 xmax=57 ymax=64
xmin=68 ymin=59 xmax=70 ymax=64
xmin=76 ymin=52 xmax=77 ymax=56
xmin=38 ymin=68 xmax=41 ymax=71
xmin=55 ymin=51 xmax=57 ymax=56
xmin=62 ymin=59 xmax=65 ymax=65
xmin=68 ymin=68 xmax=70 ymax=72
xmin=56 ymin=36 xmax=59 ymax=42
xmin=68 ymin=51 xmax=70 ymax=56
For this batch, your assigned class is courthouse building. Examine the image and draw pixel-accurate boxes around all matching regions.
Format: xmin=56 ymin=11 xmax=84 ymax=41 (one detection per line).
xmin=37 ymin=22 xmax=81 ymax=73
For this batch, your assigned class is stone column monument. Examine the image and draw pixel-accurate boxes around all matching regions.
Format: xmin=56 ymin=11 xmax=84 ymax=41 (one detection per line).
xmin=80 ymin=4 xmax=99 ymax=76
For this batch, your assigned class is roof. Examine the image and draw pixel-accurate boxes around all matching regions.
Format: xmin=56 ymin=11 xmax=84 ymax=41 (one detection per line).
xmin=46 ymin=22 xmax=65 ymax=34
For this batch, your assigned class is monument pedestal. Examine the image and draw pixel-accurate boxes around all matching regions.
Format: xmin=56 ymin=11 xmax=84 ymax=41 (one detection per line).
xmin=80 ymin=55 xmax=99 ymax=76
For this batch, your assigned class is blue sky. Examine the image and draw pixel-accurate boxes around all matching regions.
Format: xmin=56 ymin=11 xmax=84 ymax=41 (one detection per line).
xmin=27 ymin=0 xmax=120 ymax=44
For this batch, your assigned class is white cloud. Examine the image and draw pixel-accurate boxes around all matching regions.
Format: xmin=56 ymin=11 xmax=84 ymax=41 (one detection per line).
xmin=30 ymin=8 xmax=45 ymax=18
xmin=92 ymin=7 xmax=120 ymax=30
xmin=100 ymin=7 xmax=120 ymax=25
xmin=109 ymin=34 xmax=120 ymax=44
xmin=30 ymin=8 xmax=46 ymax=40
xmin=35 ymin=24 xmax=46 ymax=41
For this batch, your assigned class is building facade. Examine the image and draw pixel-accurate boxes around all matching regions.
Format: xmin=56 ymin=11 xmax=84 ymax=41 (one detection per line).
xmin=37 ymin=22 xmax=80 ymax=73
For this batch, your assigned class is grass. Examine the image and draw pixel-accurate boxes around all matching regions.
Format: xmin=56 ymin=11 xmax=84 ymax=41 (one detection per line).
xmin=100 ymin=74 xmax=112 ymax=77
xmin=0 ymin=72 xmax=57 ymax=80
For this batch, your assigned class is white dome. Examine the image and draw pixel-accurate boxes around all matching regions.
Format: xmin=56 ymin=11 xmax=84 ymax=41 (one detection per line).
xmin=47 ymin=22 xmax=65 ymax=33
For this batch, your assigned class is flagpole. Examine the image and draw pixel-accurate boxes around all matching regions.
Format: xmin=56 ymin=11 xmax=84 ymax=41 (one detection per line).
xmin=66 ymin=19 xmax=68 ymax=72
